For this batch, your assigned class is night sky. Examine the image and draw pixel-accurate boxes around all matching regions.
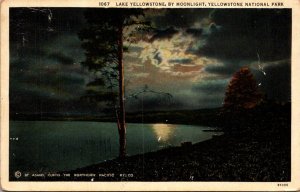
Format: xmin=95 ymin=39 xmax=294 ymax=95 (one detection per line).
xmin=9 ymin=8 xmax=291 ymax=115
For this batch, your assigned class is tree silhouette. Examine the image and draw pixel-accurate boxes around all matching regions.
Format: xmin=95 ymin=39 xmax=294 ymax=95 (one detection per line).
xmin=78 ymin=9 xmax=152 ymax=158
xmin=223 ymin=67 xmax=262 ymax=111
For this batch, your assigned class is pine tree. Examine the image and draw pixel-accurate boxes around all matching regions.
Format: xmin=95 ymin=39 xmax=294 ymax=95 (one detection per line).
xmin=78 ymin=9 xmax=151 ymax=158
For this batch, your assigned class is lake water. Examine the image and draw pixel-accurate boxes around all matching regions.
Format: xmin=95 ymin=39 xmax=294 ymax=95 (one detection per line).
xmin=10 ymin=121 xmax=220 ymax=173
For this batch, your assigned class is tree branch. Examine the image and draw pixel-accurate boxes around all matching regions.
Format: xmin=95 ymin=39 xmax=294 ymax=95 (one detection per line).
xmin=125 ymin=85 xmax=173 ymax=102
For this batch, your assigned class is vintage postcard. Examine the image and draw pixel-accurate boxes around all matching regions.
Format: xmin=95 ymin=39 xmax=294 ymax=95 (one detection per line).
xmin=1 ymin=0 xmax=300 ymax=191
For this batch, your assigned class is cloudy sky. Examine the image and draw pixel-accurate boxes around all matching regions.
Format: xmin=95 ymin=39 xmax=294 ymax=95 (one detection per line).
xmin=9 ymin=8 xmax=291 ymax=115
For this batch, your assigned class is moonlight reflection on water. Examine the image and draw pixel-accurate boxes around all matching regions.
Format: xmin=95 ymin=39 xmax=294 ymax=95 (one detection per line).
xmin=152 ymin=124 xmax=176 ymax=142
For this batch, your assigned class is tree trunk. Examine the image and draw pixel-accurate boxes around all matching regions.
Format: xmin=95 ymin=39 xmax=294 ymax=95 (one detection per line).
xmin=117 ymin=24 xmax=126 ymax=158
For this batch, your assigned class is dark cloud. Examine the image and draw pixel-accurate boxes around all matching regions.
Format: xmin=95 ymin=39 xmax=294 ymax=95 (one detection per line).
xmin=169 ymin=58 xmax=193 ymax=65
xmin=196 ymin=9 xmax=292 ymax=105
xmin=50 ymin=8 xmax=86 ymax=32
xmin=9 ymin=90 xmax=99 ymax=115
xmin=149 ymin=9 xmax=213 ymax=28
xmin=149 ymin=27 xmax=179 ymax=42
xmin=9 ymin=70 xmax=89 ymax=115
xmin=198 ymin=9 xmax=291 ymax=62
xmin=10 ymin=59 xmax=30 ymax=71
xmin=10 ymin=8 xmax=86 ymax=43
xmin=185 ymin=28 xmax=203 ymax=37
xmin=14 ymin=47 xmax=47 ymax=58
xmin=153 ymin=51 xmax=163 ymax=65
xmin=129 ymin=46 xmax=143 ymax=53
xmin=192 ymin=80 xmax=228 ymax=94
xmin=254 ymin=61 xmax=291 ymax=102
xmin=203 ymin=60 xmax=249 ymax=76
xmin=48 ymin=52 xmax=74 ymax=65
xmin=9 ymin=8 xmax=88 ymax=115
xmin=204 ymin=65 xmax=234 ymax=76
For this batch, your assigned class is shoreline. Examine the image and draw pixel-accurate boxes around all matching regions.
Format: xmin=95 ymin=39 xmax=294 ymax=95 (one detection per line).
xmin=12 ymin=125 xmax=290 ymax=181
xmin=9 ymin=103 xmax=291 ymax=181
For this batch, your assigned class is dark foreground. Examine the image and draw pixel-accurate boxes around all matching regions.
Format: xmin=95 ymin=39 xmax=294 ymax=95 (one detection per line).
xmin=65 ymin=124 xmax=290 ymax=181
xmin=11 ymin=103 xmax=291 ymax=181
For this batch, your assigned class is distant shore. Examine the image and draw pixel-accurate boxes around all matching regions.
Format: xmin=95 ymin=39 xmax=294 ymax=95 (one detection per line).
xmin=10 ymin=108 xmax=222 ymax=128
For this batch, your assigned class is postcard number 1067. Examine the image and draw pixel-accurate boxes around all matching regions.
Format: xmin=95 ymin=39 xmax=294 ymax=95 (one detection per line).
xmin=99 ymin=2 xmax=110 ymax=6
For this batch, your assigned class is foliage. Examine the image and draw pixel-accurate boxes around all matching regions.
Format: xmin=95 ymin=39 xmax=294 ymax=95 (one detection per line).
xmin=78 ymin=9 xmax=151 ymax=109
xmin=223 ymin=67 xmax=262 ymax=111
xmin=78 ymin=9 xmax=148 ymax=70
